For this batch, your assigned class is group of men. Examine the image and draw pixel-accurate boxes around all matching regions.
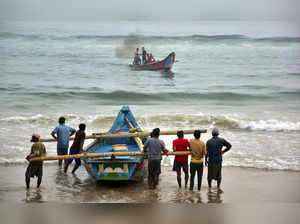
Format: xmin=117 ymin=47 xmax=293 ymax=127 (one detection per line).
xmin=25 ymin=117 xmax=86 ymax=189
xmin=133 ymin=47 xmax=155 ymax=65
xmin=25 ymin=117 xmax=231 ymax=192
xmin=144 ymin=128 xmax=231 ymax=191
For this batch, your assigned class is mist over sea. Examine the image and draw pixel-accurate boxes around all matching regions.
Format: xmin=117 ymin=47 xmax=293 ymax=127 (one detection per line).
xmin=0 ymin=20 xmax=300 ymax=170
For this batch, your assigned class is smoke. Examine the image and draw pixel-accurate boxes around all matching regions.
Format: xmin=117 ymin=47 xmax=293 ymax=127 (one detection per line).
xmin=115 ymin=35 xmax=142 ymax=59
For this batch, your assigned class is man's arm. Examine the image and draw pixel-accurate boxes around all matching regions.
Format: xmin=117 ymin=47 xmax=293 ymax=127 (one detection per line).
xmin=172 ymin=140 xmax=176 ymax=152
xmin=205 ymin=142 xmax=209 ymax=166
xmin=161 ymin=141 xmax=168 ymax=154
xmin=70 ymin=128 xmax=76 ymax=137
xmin=79 ymin=134 xmax=85 ymax=153
xmin=51 ymin=131 xmax=57 ymax=140
xmin=221 ymin=139 xmax=232 ymax=155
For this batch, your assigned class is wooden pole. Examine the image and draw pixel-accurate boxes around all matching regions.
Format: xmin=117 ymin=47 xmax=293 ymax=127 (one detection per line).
xmin=39 ymin=129 xmax=207 ymax=143
xmin=30 ymin=151 xmax=191 ymax=162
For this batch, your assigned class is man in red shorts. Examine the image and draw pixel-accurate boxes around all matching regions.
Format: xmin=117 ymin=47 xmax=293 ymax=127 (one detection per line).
xmin=173 ymin=130 xmax=190 ymax=188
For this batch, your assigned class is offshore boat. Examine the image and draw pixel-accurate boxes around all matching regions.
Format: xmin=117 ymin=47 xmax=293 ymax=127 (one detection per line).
xmin=83 ymin=106 xmax=145 ymax=181
xmin=129 ymin=52 xmax=175 ymax=71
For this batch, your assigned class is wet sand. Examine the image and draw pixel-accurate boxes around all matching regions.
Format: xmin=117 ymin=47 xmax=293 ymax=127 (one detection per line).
xmin=0 ymin=163 xmax=299 ymax=203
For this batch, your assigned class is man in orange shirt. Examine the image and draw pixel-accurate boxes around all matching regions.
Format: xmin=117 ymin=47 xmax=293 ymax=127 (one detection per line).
xmin=189 ymin=130 xmax=207 ymax=191
xmin=173 ymin=130 xmax=190 ymax=188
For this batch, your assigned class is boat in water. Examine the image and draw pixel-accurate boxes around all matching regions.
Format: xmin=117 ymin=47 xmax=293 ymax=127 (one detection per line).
xmin=83 ymin=106 xmax=146 ymax=181
xmin=129 ymin=52 xmax=175 ymax=71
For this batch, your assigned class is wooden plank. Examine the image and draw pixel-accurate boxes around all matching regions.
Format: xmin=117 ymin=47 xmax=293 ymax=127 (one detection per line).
xmin=39 ymin=129 xmax=207 ymax=142
xmin=29 ymin=151 xmax=191 ymax=162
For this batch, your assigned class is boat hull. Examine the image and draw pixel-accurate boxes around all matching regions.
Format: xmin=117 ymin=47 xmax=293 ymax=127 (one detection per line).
xmin=129 ymin=52 xmax=175 ymax=71
xmin=83 ymin=106 xmax=145 ymax=181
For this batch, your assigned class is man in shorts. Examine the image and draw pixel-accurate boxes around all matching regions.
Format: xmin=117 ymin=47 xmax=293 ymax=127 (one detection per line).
xmin=205 ymin=128 xmax=231 ymax=192
xmin=144 ymin=128 xmax=168 ymax=189
xmin=64 ymin=123 xmax=86 ymax=174
xmin=173 ymin=130 xmax=190 ymax=188
xmin=51 ymin=117 xmax=75 ymax=167
xmin=25 ymin=133 xmax=47 ymax=189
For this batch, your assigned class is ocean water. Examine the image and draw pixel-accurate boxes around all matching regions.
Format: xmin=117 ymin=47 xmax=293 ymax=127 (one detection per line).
xmin=0 ymin=21 xmax=300 ymax=170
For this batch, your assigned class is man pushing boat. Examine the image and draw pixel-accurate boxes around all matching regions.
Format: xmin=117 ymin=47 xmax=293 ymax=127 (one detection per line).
xmin=143 ymin=128 xmax=168 ymax=189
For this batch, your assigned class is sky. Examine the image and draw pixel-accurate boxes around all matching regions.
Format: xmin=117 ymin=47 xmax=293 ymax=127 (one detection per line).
xmin=0 ymin=0 xmax=300 ymax=21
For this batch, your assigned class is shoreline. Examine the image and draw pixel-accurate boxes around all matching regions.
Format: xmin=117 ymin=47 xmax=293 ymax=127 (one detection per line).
xmin=0 ymin=164 xmax=299 ymax=203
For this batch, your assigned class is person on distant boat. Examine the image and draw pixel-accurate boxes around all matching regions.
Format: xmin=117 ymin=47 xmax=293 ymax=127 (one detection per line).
xmin=25 ymin=133 xmax=46 ymax=189
xmin=205 ymin=128 xmax=231 ymax=193
xmin=189 ymin=130 xmax=207 ymax=191
xmin=51 ymin=117 xmax=75 ymax=167
xmin=142 ymin=47 xmax=147 ymax=64
xmin=133 ymin=48 xmax=141 ymax=65
xmin=146 ymin=53 xmax=155 ymax=63
xmin=143 ymin=128 xmax=168 ymax=189
xmin=149 ymin=53 xmax=155 ymax=62
xmin=173 ymin=130 xmax=190 ymax=188
xmin=64 ymin=123 xmax=86 ymax=174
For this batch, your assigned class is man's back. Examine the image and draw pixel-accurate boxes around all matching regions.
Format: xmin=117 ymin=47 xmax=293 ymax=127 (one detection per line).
xmin=144 ymin=137 xmax=165 ymax=160
xmin=30 ymin=142 xmax=46 ymax=165
xmin=53 ymin=124 xmax=74 ymax=149
xmin=190 ymin=139 xmax=206 ymax=163
xmin=206 ymin=136 xmax=230 ymax=163
xmin=173 ymin=138 xmax=189 ymax=163
xmin=71 ymin=130 xmax=86 ymax=150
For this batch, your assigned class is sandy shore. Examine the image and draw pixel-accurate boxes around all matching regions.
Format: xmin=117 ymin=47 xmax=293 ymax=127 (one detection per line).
xmin=0 ymin=163 xmax=299 ymax=203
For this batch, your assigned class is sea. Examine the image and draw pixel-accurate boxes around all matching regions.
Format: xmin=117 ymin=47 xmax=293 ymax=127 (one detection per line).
xmin=0 ymin=20 xmax=300 ymax=171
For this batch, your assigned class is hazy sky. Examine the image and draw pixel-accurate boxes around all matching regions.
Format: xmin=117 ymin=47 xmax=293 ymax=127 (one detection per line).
xmin=0 ymin=0 xmax=299 ymax=21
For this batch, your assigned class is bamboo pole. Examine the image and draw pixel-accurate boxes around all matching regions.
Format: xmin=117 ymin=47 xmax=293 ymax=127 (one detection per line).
xmin=39 ymin=129 xmax=207 ymax=143
xmin=30 ymin=151 xmax=191 ymax=162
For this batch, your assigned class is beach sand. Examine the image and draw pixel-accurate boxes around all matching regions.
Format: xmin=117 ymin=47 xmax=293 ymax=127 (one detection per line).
xmin=0 ymin=163 xmax=299 ymax=203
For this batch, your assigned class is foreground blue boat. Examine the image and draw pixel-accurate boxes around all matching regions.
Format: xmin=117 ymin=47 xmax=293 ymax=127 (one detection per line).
xmin=83 ymin=106 xmax=145 ymax=181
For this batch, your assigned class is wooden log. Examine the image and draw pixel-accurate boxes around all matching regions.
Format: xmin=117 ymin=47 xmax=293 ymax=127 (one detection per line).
xmin=39 ymin=129 xmax=207 ymax=142
xmin=30 ymin=151 xmax=191 ymax=162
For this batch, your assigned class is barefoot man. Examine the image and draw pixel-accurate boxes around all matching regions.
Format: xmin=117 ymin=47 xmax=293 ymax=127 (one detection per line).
xmin=205 ymin=128 xmax=231 ymax=192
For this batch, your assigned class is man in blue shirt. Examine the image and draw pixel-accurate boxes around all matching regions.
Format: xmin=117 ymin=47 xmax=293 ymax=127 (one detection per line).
xmin=205 ymin=128 xmax=231 ymax=192
xmin=144 ymin=128 xmax=168 ymax=189
xmin=51 ymin=117 xmax=75 ymax=167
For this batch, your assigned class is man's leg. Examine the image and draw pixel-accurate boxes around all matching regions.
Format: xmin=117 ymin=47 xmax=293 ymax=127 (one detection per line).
xmin=72 ymin=158 xmax=81 ymax=174
xmin=197 ymin=163 xmax=203 ymax=191
xmin=217 ymin=179 xmax=221 ymax=188
xmin=153 ymin=175 xmax=159 ymax=189
xmin=189 ymin=163 xmax=196 ymax=190
xmin=72 ymin=165 xmax=79 ymax=174
xmin=37 ymin=177 xmax=42 ymax=188
xmin=25 ymin=176 xmax=30 ymax=189
xmin=184 ymin=163 xmax=189 ymax=189
xmin=176 ymin=170 xmax=182 ymax=188
xmin=208 ymin=179 xmax=212 ymax=188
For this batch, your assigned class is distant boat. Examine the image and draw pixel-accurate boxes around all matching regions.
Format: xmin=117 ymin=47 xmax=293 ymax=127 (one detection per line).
xmin=129 ymin=52 xmax=175 ymax=71
xmin=83 ymin=106 xmax=145 ymax=181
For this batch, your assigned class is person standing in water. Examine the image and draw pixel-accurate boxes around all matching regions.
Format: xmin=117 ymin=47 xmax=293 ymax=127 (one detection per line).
xmin=64 ymin=123 xmax=86 ymax=174
xmin=205 ymin=128 xmax=231 ymax=192
xmin=143 ymin=128 xmax=168 ymax=189
xmin=189 ymin=130 xmax=207 ymax=191
xmin=51 ymin=117 xmax=75 ymax=167
xmin=25 ymin=133 xmax=46 ymax=189
xmin=172 ymin=130 xmax=190 ymax=188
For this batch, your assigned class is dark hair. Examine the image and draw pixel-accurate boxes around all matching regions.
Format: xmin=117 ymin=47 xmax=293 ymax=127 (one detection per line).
xmin=59 ymin=117 xmax=65 ymax=124
xmin=31 ymin=136 xmax=39 ymax=142
xmin=150 ymin=131 xmax=154 ymax=138
xmin=79 ymin=123 xmax=86 ymax=131
xmin=194 ymin=130 xmax=201 ymax=139
xmin=152 ymin=128 xmax=160 ymax=137
xmin=177 ymin=130 xmax=184 ymax=138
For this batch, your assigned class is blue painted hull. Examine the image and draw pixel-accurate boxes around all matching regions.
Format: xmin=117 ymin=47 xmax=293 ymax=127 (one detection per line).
xmin=83 ymin=106 xmax=145 ymax=181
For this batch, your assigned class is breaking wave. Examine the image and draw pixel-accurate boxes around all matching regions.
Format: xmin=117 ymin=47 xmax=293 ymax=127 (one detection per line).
xmin=1 ymin=113 xmax=299 ymax=132
xmin=1 ymin=32 xmax=300 ymax=44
